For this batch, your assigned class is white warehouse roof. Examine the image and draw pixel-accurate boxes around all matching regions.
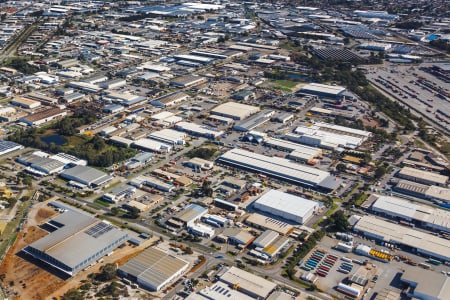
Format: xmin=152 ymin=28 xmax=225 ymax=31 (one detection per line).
xmin=354 ymin=216 xmax=450 ymax=261
xmin=300 ymin=83 xmax=346 ymax=96
xmin=211 ymin=102 xmax=259 ymax=120
xmin=371 ymin=194 xmax=450 ymax=232
xmin=218 ymin=148 xmax=340 ymax=190
xmin=253 ymin=189 xmax=318 ymax=224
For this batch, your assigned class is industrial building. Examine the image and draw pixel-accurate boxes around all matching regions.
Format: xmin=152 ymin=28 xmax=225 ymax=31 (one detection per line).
xmin=291 ymin=122 xmax=371 ymax=150
xmin=233 ymin=110 xmax=274 ymax=132
xmin=185 ymin=157 xmax=214 ymax=170
xmin=217 ymin=149 xmax=342 ymax=191
xmin=174 ymin=121 xmax=223 ymax=139
xmin=394 ymin=179 xmax=450 ymax=204
xmin=397 ymin=167 xmax=448 ymax=187
xmin=167 ymin=204 xmax=208 ymax=228
xmin=150 ymin=92 xmax=189 ymax=108
xmin=188 ymin=223 xmax=215 ymax=238
xmin=245 ymin=213 xmax=295 ymax=236
xmin=192 ymin=281 xmax=255 ymax=300
xmin=25 ymin=157 xmax=66 ymax=176
xmin=221 ymin=228 xmax=255 ymax=248
xmin=132 ymin=138 xmax=172 ymax=153
xmin=24 ymin=202 xmax=128 ymax=276
xmin=10 ymin=97 xmax=41 ymax=109
xmin=103 ymin=185 xmax=136 ymax=203
xmin=253 ymin=190 xmax=318 ymax=224
xmin=210 ymin=102 xmax=259 ymax=120
xmin=118 ymin=247 xmax=189 ymax=292
xmin=370 ymin=194 xmax=450 ymax=232
xmin=218 ymin=266 xmax=277 ymax=299
xmin=0 ymin=140 xmax=23 ymax=156
xmin=130 ymin=175 xmax=174 ymax=192
xmin=253 ymin=230 xmax=279 ymax=248
xmin=298 ymin=83 xmax=346 ymax=98
xmin=60 ymin=165 xmax=112 ymax=188
xmin=19 ymin=107 xmax=67 ymax=126
xmin=264 ymin=138 xmax=322 ymax=163
xmin=148 ymin=129 xmax=186 ymax=145
xmin=353 ymin=216 xmax=450 ymax=262
xmin=400 ymin=266 xmax=450 ymax=300
xmin=170 ymin=75 xmax=207 ymax=88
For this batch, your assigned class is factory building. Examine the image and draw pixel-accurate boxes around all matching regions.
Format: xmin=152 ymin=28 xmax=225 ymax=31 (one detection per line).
xmin=210 ymin=102 xmax=259 ymax=120
xmin=394 ymin=180 xmax=450 ymax=204
xmin=167 ymin=204 xmax=208 ymax=228
xmin=24 ymin=202 xmax=128 ymax=276
xmin=400 ymin=266 xmax=450 ymax=300
xmin=233 ymin=110 xmax=274 ymax=132
xmin=264 ymin=138 xmax=322 ymax=163
xmin=119 ymin=247 xmax=189 ymax=292
xmin=0 ymin=140 xmax=23 ymax=156
xmin=10 ymin=97 xmax=41 ymax=109
xmin=370 ymin=194 xmax=450 ymax=233
xmin=194 ymin=281 xmax=255 ymax=300
xmin=245 ymin=213 xmax=295 ymax=236
xmin=19 ymin=108 xmax=67 ymax=127
xmin=217 ymin=149 xmax=342 ymax=192
xmin=353 ymin=216 xmax=450 ymax=262
xmin=60 ymin=165 xmax=112 ymax=188
xmin=170 ymin=75 xmax=207 ymax=88
xmin=174 ymin=121 xmax=223 ymax=139
xmin=397 ymin=167 xmax=448 ymax=187
xmin=298 ymin=83 xmax=346 ymax=98
xmin=148 ymin=129 xmax=186 ymax=145
xmin=218 ymin=266 xmax=277 ymax=299
xmin=150 ymin=92 xmax=189 ymax=108
xmin=291 ymin=122 xmax=371 ymax=150
xmin=132 ymin=138 xmax=172 ymax=153
xmin=253 ymin=190 xmax=318 ymax=224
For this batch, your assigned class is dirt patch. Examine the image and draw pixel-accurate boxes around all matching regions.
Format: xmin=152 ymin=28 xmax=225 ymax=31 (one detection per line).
xmin=35 ymin=208 xmax=57 ymax=224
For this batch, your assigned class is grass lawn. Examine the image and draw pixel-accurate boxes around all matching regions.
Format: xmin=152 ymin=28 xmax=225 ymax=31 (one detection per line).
xmin=94 ymin=198 xmax=111 ymax=207
xmin=271 ymin=79 xmax=299 ymax=92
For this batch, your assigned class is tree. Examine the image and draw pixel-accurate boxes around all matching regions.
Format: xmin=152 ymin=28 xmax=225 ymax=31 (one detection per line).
xmin=110 ymin=207 xmax=120 ymax=216
xmin=374 ymin=166 xmax=387 ymax=179
xmin=128 ymin=206 xmax=140 ymax=219
xmin=336 ymin=163 xmax=347 ymax=173
xmin=185 ymin=247 xmax=193 ymax=254
xmin=61 ymin=288 xmax=84 ymax=300
xmin=22 ymin=175 xmax=33 ymax=187
xmin=95 ymin=263 xmax=117 ymax=282
xmin=328 ymin=210 xmax=349 ymax=232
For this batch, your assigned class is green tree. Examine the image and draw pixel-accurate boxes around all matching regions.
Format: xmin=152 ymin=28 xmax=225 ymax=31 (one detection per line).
xmin=329 ymin=210 xmax=349 ymax=232
xmin=61 ymin=288 xmax=84 ymax=300
xmin=95 ymin=263 xmax=117 ymax=282
xmin=128 ymin=206 xmax=140 ymax=219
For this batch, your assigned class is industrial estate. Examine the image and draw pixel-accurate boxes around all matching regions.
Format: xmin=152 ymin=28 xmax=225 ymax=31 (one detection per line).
xmin=0 ymin=1 xmax=448 ymax=300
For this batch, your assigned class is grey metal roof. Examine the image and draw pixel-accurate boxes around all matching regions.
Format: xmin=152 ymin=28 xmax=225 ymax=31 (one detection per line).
xmin=120 ymin=247 xmax=188 ymax=288
xmin=30 ymin=157 xmax=65 ymax=172
xmin=26 ymin=204 xmax=127 ymax=271
xmin=61 ymin=165 xmax=112 ymax=186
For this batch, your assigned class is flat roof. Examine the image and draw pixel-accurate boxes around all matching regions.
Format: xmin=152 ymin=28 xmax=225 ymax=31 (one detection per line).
xmin=175 ymin=204 xmax=208 ymax=223
xmin=245 ymin=213 xmax=295 ymax=235
xmin=119 ymin=247 xmax=189 ymax=289
xmin=25 ymin=203 xmax=127 ymax=273
xmin=354 ymin=216 xmax=450 ymax=261
xmin=371 ymin=194 xmax=450 ymax=231
xmin=211 ymin=102 xmax=259 ymax=120
xmin=300 ymin=83 xmax=346 ymax=96
xmin=219 ymin=266 xmax=277 ymax=298
xmin=255 ymin=189 xmax=318 ymax=219
xmin=198 ymin=281 xmax=254 ymax=300
xmin=61 ymin=165 xmax=111 ymax=186
xmin=401 ymin=266 xmax=450 ymax=299
xmin=265 ymin=138 xmax=322 ymax=156
xmin=398 ymin=167 xmax=448 ymax=185
xmin=218 ymin=148 xmax=335 ymax=188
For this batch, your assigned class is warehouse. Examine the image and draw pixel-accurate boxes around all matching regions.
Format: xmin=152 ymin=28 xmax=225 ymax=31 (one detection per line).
xmin=400 ymin=266 xmax=450 ymax=300
xmin=131 ymin=175 xmax=174 ymax=192
xmin=221 ymin=228 xmax=254 ymax=248
xmin=185 ymin=157 xmax=214 ymax=170
xmin=233 ymin=110 xmax=274 ymax=132
xmin=0 ymin=140 xmax=23 ymax=156
xmin=188 ymin=223 xmax=215 ymax=238
xmin=394 ymin=179 xmax=450 ymax=204
xmin=170 ymin=75 xmax=207 ymax=88
xmin=10 ymin=97 xmax=41 ymax=109
xmin=118 ymin=247 xmax=189 ymax=292
xmin=370 ymin=194 xmax=450 ymax=233
xmin=210 ymin=102 xmax=259 ymax=120
xmin=397 ymin=167 xmax=448 ymax=187
xmin=195 ymin=281 xmax=255 ymax=300
xmin=148 ymin=129 xmax=186 ymax=145
xmin=26 ymin=157 xmax=66 ymax=176
xmin=60 ymin=165 xmax=112 ymax=187
xmin=253 ymin=189 xmax=318 ymax=224
xmin=174 ymin=121 xmax=223 ymax=139
xmin=150 ymin=92 xmax=189 ymax=108
xmin=169 ymin=204 xmax=208 ymax=228
xmin=173 ymin=54 xmax=213 ymax=65
xmin=217 ymin=148 xmax=341 ymax=191
xmin=24 ymin=203 xmax=128 ymax=276
xmin=353 ymin=216 xmax=450 ymax=262
xmin=291 ymin=122 xmax=371 ymax=150
xmin=218 ymin=266 xmax=277 ymax=299
xmin=132 ymin=138 xmax=172 ymax=153
xmin=259 ymin=235 xmax=290 ymax=260
xmin=245 ymin=213 xmax=295 ymax=236
xmin=264 ymin=138 xmax=322 ymax=162
xmin=253 ymin=230 xmax=279 ymax=249
xmin=51 ymin=153 xmax=87 ymax=166
xmin=298 ymin=83 xmax=346 ymax=98
xmin=98 ymin=78 xmax=127 ymax=89
xmin=19 ymin=108 xmax=67 ymax=126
